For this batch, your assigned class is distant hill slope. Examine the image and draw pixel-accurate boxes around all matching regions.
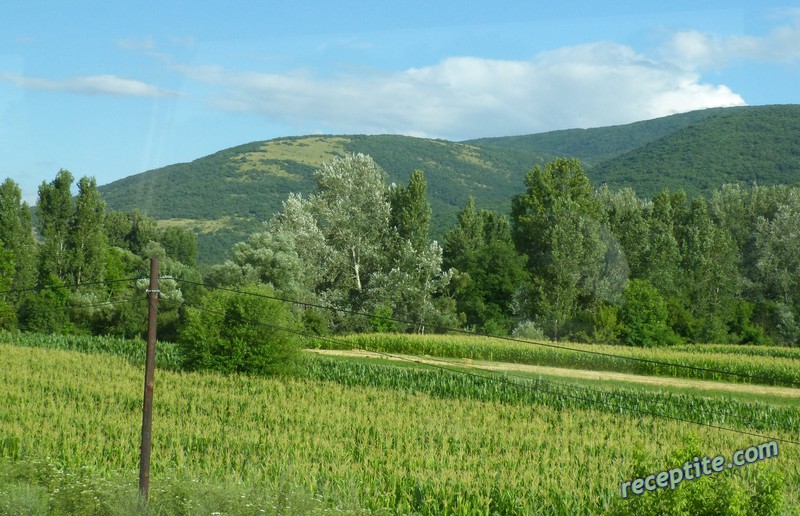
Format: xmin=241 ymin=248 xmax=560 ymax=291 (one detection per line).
xmin=590 ymin=105 xmax=800 ymax=198
xmin=465 ymin=107 xmax=726 ymax=166
xmin=98 ymin=105 xmax=800 ymax=264
xmin=98 ymin=135 xmax=545 ymax=263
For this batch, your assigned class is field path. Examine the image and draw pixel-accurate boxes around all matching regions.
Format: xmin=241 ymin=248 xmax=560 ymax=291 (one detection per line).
xmin=308 ymin=349 xmax=800 ymax=400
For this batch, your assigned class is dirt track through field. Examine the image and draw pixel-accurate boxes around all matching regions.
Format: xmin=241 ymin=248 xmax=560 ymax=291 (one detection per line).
xmin=308 ymin=349 xmax=800 ymax=400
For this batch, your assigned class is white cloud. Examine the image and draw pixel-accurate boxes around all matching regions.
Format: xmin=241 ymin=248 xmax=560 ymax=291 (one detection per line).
xmin=662 ymin=10 xmax=800 ymax=69
xmin=181 ymin=41 xmax=744 ymax=139
xmin=0 ymin=72 xmax=177 ymax=97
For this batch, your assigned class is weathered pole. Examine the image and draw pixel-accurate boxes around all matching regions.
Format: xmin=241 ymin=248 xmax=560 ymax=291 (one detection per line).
xmin=139 ymin=256 xmax=159 ymax=502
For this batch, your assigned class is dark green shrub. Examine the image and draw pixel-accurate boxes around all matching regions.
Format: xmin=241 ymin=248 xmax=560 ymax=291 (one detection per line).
xmin=178 ymin=283 xmax=302 ymax=376
xmin=620 ymin=279 xmax=679 ymax=347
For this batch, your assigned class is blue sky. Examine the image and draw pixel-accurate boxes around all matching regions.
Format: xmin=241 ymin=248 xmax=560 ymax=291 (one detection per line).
xmin=1 ymin=1 xmax=799 ymax=202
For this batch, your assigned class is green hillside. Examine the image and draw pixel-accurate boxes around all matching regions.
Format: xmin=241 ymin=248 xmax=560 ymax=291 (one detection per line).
xmin=465 ymin=107 xmax=725 ymax=166
xmin=98 ymin=105 xmax=800 ymax=264
xmin=98 ymin=135 xmax=545 ymax=263
xmin=591 ymin=105 xmax=800 ymax=198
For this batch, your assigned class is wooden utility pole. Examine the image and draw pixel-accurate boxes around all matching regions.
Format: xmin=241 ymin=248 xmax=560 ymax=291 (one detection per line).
xmin=139 ymin=256 xmax=159 ymax=502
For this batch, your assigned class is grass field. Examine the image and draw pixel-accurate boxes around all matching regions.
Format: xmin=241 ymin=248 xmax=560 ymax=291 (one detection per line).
xmin=1 ymin=333 xmax=799 ymax=514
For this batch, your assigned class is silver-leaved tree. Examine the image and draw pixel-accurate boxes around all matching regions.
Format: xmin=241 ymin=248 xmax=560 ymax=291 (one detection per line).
xmin=211 ymin=153 xmax=457 ymax=333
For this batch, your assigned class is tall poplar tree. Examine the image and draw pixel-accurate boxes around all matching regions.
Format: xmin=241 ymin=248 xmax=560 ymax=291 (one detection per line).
xmin=68 ymin=176 xmax=107 ymax=286
xmin=37 ymin=169 xmax=74 ymax=284
xmin=389 ymin=169 xmax=431 ymax=253
xmin=444 ymin=199 xmax=527 ymax=333
xmin=0 ymin=178 xmax=37 ymax=293
xmin=510 ymin=158 xmax=607 ymax=340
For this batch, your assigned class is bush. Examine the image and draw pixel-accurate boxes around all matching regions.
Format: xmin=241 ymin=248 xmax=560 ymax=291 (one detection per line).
xmin=620 ymin=279 xmax=679 ymax=347
xmin=512 ymin=320 xmax=546 ymax=341
xmin=178 ymin=283 xmax=302 ymax=376
xmin=592 ymin=303 xmax=621 ymax=343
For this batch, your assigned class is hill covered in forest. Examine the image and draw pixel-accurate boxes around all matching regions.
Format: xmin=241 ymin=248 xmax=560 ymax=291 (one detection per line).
xmin=98 ymin=135 xmax=545 ymax=262
xmin=97 ymin=105 xmax=800 ymax=263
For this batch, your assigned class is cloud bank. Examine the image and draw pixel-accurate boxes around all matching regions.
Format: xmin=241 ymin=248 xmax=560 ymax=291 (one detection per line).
xmin=178 ymin=13 xmax=800 ymax=138
xmin=184 ymin=41 xmax=745 ymax=139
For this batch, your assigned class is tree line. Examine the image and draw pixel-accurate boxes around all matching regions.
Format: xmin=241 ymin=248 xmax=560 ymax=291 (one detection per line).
xmin=0 ymin=169 xmax=200 ymax=341
xmin=1 ymin=156 xmax=798 ymax=355
xmin=208 ymin=154 xmax=800 ymax=347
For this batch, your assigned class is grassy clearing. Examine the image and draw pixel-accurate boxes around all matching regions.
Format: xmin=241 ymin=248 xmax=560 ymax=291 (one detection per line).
xmin=155 ymin=217 xmax=248 ymax=235
xmin=1 ymin=341 xmax=798 ymax=514
xmin=242 ymin=137 xmax=351 ymax=169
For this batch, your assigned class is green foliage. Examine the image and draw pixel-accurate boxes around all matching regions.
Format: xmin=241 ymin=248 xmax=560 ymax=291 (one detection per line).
xmin=218 ymin=156 xmax=455 ymax=332
xmin=0 ymin=244 xmax=16 ymax=330
xmin=641 ymin=189 xmax=684 ymax=297
xmin=679 ymin=197 xmax=740 ymax=342
xmin=593 ymin=105 xmax=800 ymax=199
xmin=611 ymin=435 xmax=785 ymax=515
xmin=370 ymin=302 xmax=397 ymax=333
xmin=178 ymin=283 xmax=301 ymax=376
xmin=0 ymin=179 xmax=37 ymax=297
xmin=621 ymin=279 xmax=679 ymax=347
xmin=37 ymin=169 xmax=74 ymax=282
xmin=0 ymin=169 xmax=206 ymax=340
xmin=68 ymin=176 xmax=107 ymax=286
xmin=17 ymin=275 xmax=73 ymax=334
xmin=592 ymin=303 xmax=621 ymax=344
xmin=388 ymin=169 xmax=431 ymax=253
xmin=511 ymin=158 xmax=612 ymax=340
xmin=158 ymin=225 xmax=198 ymax=266
xmin=511 ymin=320 xmax=546 ymax=340
xmin=444 ymin=199 xmax=528 ymax=333
xmin=125 ymin=209 xmax=158 ymax=255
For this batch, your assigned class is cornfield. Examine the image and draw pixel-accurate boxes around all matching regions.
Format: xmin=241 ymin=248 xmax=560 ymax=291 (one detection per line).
xmin=332 ymin=334 xmax=800 ymax=387
xmin=305 ymin=357 xmax=800 ymax=434
xmin=1 ymin=340 xmax=798 ymax=514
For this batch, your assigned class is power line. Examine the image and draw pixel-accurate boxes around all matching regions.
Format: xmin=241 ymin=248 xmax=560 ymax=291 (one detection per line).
xmin=176 ymin=278 xmax=800 ymax=388
xmin=188 ymin=303 xmax=800 ymax=447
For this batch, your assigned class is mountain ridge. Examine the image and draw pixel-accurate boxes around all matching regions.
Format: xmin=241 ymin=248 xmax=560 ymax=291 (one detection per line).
xmin=97 ymin=105 xmax=800 ymax=264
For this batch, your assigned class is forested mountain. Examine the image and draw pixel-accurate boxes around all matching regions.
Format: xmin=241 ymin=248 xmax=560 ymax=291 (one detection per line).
xmin=97 ymin=105 xmax=800 ymax=264
xmin=465 ymin=106 xmax=726 ymax=166
xmin=590 ymin=105 xmax=800 ymax=197
xmin=98 ymin=136 xmax=545 ymax=262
